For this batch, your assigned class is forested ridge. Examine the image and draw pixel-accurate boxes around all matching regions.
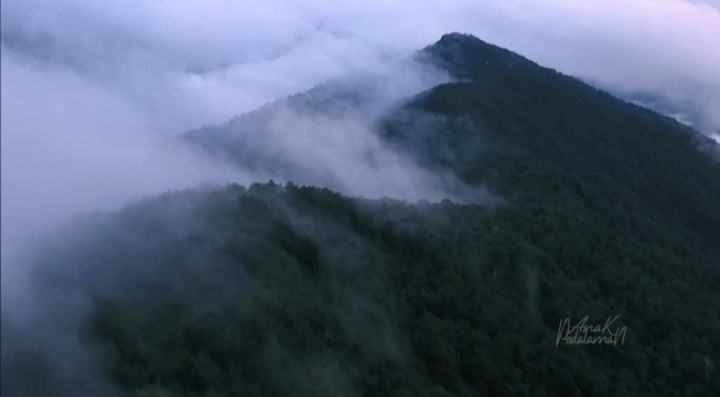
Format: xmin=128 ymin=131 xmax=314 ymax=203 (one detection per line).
xmin=3 ymin=33 xmax=720 ymax=397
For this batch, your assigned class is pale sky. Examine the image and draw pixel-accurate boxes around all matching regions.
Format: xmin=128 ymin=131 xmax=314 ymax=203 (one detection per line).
xmin=2 ymin=0 xmax=718 ymax=132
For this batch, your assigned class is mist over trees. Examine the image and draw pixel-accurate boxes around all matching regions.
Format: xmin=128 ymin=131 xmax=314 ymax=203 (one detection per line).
xmin=3 ymin=33 xmax=720 ymax=397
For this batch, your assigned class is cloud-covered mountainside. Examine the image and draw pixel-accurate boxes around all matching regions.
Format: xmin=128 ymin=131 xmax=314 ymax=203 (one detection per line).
xmin=618 ymin=90 xmax=720 ymax=143
xmin=179 ymin=58 xmax=486 ymax=203
xmin=3 ymin=33 xmax=720 ymax=397
xmin=3 ymin=0 xmax=719 ymax=139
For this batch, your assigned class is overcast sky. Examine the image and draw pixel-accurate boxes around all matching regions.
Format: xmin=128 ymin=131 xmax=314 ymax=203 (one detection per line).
xmin=2 ymin=0 xmax=719 ymax=251
xmin=2 ymin=0 xmax=719 ymax=132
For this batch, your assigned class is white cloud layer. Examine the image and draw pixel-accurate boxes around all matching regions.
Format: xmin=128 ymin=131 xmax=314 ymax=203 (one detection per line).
xmin=3 ymin=0 xmax=718 ymax=129
xmin=1 ymin=0 xmax=719 ymax=260
xmin=1 ymin=3 xmax=718 ymax=393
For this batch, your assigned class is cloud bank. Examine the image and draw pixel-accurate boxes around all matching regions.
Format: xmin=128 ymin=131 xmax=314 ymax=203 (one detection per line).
xmin=2 ymin=0 xmax=719 ymax=290
xmin=2 ymin=0 xmax=718 ymax=130
xmin=3 ymin=0 xmax=718 ymax=305
xmin=1 ymin=2 xmax=718 ymax=395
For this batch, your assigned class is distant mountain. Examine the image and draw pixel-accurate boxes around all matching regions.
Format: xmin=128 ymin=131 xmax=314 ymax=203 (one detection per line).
xmin=5 ymin=33 xmax=720 ymax=397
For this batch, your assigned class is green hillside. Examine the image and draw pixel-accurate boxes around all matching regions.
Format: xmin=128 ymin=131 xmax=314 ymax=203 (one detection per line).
xmin=4 ymin=33 xmax=720 ymax=397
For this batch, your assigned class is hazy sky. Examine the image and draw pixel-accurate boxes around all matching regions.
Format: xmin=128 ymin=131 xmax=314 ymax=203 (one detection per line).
xmin=2 ymin=0 xmax=719 ymax=131
xmin=1 ymin=0 xmax=719 ymax=248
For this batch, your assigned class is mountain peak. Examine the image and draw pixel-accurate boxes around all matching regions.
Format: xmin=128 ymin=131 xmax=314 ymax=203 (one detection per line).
xmin=420 ymin=32 xmax=539 ymax=81
xmin=436 ymin=32 xmax=487 ymax=46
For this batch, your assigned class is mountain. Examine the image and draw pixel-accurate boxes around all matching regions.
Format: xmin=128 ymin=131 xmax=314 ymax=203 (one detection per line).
xmin=179 ymin=57 xmax=456 ymax=201
xmin=4 ymin=33 xmax=720 ymax=397
xmin=619 ymin=90 xmax=719 ymax=138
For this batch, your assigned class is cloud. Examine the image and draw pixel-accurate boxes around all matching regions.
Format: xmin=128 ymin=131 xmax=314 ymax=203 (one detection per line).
xmin=0 ymin=46 xmax=246 ymax=314
xmin=1 ymin=0 xmax=718 ymax=288
xmin=1 ymin=1 xmax=717 ymax=394
xmin=0 ymin=17 xmax=466 ymax=360
xmin=489 ymin=0 xmax=720 ymax=135
xmin=2 ymin=0 xmax=717 ymax=259
xmin=2 ymin=0 xmax=718 ymax=129
xmin=2 ymin=0 xmax=717 ymax=314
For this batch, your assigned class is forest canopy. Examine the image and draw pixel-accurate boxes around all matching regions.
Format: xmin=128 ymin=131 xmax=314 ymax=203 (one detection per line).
xmin=3 ymin=33 xmax=720 ymax=397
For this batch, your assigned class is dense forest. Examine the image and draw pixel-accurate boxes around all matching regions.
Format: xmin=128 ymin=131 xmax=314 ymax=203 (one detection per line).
xmin=3 ymin=33 xmax=720 ymax=397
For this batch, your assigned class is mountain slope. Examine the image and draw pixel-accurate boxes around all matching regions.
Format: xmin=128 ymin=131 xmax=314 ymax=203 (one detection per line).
xmin=388 ymin=33 xmax=720 ymax=254
xmin=4 ymin=33 xmax=720 ymax=397
xmin=179 ymin=60 xmax=452 ymax=199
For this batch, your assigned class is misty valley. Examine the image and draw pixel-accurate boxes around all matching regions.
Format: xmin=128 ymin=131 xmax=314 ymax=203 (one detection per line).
xmin=3 ymin=33 xmax=720 ymax=397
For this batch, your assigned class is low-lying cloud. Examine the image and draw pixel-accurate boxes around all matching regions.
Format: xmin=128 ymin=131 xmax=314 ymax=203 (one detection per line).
xmin=2 ymin=0 xmax=718 ymax=289
xmin=181 ymin=58 xmax=478 ymax=202
xmin=1 ymin=47 xmax=246 ymax=248
xmin=3 ymin=0 xmax=718 ymax=131
xmin=1 ymin=1 xmax=718 ymax=395
xmin=2 ymin=0 xmax=718 ymax=319
xmin=0 ymin=47 xmax=249 ymax=321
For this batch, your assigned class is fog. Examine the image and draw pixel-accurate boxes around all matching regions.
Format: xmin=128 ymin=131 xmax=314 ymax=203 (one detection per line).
xmin=1 ymin=48 xmax=246 ymax=313
xmin=2 ymin=0 xmax=718 ymax=130
xmin=2 ymin=1 xmax=719 ymax=395
xmin=1 ymin=26 xmax=463 ymax=396
xmin=2 ymin=0 xmax=718 ymax=251
xmin=1 ymin=0 xmax=717 ymax=306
